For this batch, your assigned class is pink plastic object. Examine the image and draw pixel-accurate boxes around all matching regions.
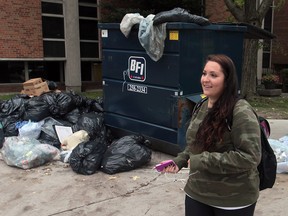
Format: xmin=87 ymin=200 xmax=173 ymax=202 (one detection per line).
xmin=155 ymin=160 xmax=176 ymax=172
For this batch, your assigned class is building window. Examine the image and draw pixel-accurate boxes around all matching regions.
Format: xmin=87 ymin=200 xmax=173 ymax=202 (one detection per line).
xmin=43 ymin=41 xmax=65 ymax=58
xmin=79 ymin=1 xmax=100 ymax=60
xmin=81 ymin=62 xmax=92 ymax=81
xmin=28 ymin=61 xmax=63 ymax=82
xmin=80 ymin=41 xmax=99 ymax=58
xmin=78 ymin=0 xmax=100 ymax=82
xmin=0 ymin=62 xmax=25 ymax=83
xmin=79 ymin=19 xmax=99 ymax=40
xmin=42 ymin=17 xmax=65 ymax=38
xmin=41 ymin=1 xmax=65 ymax=58
xmin=79 ymin=5 xmax=98 ymax=18
xmin=0 ymin=61 xmax=63 ymax=83
xmin=79 ymin=0 xmax=97 ymax=4
xmin=44 ymin=61 xmax=64 ymax=82
xmin=42 ymin=2 xmax=63 ymax=14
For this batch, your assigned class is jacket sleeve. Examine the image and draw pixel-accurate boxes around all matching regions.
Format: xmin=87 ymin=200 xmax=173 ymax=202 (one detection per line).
xmin=173 ymin=146 xmax=190 ymax=169
xmin=188 ymin=99 xmax=261 ymax=174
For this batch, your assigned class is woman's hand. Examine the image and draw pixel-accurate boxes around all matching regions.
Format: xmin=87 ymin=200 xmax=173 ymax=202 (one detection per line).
xmin=164 ymin=163 xmax=179 ymax=173
xmin=155 ymin=160 xmax=179 ymax=173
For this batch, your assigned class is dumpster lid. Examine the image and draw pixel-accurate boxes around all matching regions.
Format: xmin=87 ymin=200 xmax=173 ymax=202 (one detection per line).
xmin=215 ymin=22 xmax=275 ymax=39
xmin=98 ymin=22 xmax=275 ymax=39
xmin=186 ymin=93 xmax=206 ymax=103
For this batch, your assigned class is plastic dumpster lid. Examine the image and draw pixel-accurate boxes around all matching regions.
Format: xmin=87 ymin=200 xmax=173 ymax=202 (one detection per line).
xmin=186 ymin=93 xmax=206 ymax=103
xmin=214 ymin=22 xmax=275 ymax=39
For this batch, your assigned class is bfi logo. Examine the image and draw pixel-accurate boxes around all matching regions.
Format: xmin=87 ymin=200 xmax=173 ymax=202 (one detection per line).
xmin=128 ymin=56 xmax=146 ymax=82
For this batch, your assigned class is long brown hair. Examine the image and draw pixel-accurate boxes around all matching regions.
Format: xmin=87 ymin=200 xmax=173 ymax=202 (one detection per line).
xmin=192 ymin=54 xmax=239 ymax=151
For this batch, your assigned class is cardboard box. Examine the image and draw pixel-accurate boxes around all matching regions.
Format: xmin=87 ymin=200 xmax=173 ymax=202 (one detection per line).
xmin=22 ymin=78 xmax=50 ymax=96
xmin=23 ymin=78 xmax=43 ymax=90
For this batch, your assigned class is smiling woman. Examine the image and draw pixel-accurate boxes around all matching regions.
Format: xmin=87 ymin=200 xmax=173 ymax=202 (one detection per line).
xmin=201 ymin=60 xmax=226 ymax=106
xmin=158 ymin=54 xmax=262 ymax=215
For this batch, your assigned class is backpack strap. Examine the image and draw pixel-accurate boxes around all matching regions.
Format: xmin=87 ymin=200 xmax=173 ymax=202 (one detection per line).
xmin=258 ymin=116 xmax=271 ymax=138
xmin=192 ymin=96 xmax=208 ymax=117
xmin=184 ymin=96 xmax=207 ymax=130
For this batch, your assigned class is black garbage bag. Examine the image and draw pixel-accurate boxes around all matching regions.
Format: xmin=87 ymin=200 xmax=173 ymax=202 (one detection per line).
xmin=153 ymin=7 xmax=210 ymax=26
xmin=40 ymin=92 xmax=59 ymax=116
xmin=0 ymin=97 xmax=26 ymax=137
xmin=0 ymin=121 xmax=5 ymax=148
xmin=38 ymin=117 xmax=73 ymax=148
xmin=101 ymin=135 xmax=152 ymax=174
xmin=99 ymin=126 xmax=114 ymax=147
xmin=64 ymin=108 xmax=81 ymax=124
xmin=86 ymin=97 xmax=104 ymax=112
xmin=23 ymin=96 xmax=50 ymax=122
xmin=45 ymin=80 xmax=58 ymax=90
xmin=72 ymin=112 xmax=104 ymax=140
xmin=38 ymin=131 xmax=61 ymax=149
xmin=54 ymin=92 xmax=76 ymax=116
xmin=1 ymin=115 xmax=21 ymax=137
xmin=68 ymin=91 xmax=87 ymax=107
xmin=69 ymin=139 xmax=107 ymax=175
xmin=0 ymin=97 xmax=26 ymax=119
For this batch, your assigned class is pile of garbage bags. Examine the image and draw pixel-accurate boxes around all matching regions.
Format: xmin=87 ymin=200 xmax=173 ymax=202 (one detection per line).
xmin=0 ymin=91 xmax=152 ymax=175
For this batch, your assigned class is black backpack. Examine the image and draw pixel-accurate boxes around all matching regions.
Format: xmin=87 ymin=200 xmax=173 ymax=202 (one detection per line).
xmin=192 ymin=97 xmax=277 ymax=190
xmin=256 ymin=116 xmax=277 ymax=190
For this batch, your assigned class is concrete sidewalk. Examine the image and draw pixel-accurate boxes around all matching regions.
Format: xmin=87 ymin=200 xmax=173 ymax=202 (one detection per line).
xmin=0 ymin=120 xmax=287 ymax=216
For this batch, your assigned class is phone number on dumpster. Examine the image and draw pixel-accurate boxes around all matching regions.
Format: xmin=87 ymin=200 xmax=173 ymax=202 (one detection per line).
xmin=127 ymin=84 xmax=147 ymax=94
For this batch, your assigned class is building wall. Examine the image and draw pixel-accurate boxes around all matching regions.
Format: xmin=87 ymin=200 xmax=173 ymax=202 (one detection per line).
xmin=205 ymin=0 xmax=232 ymax=22
xmin=0 ymin=0 xmax=101 ymax=93
xmin=271 ymin=1 xmax=288 ymax=65
xmin=0 ymin=0 xmax=43 ymax=58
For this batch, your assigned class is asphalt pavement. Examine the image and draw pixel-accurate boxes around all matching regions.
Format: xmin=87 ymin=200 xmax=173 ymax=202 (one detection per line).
xmin=0 ymin=119 xmax=287 ymax=216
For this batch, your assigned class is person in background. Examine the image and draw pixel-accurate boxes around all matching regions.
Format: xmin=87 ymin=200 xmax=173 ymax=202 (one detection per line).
xmin=160 ymin=54 xmax=261 ymax=216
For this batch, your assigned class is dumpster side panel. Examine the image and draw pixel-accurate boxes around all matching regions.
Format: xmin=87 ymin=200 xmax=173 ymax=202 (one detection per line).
xmin=103 ymin=79 xmax=179 ymax=128
xmin=104 ymin=112 xmax=178 ymax=144
xmin=102 ymin=50 xmax=181 ymax=88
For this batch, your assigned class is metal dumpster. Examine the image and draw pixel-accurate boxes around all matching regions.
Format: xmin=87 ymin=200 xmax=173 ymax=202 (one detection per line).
xmin=98 ymin=22 xmax=273 ymax=155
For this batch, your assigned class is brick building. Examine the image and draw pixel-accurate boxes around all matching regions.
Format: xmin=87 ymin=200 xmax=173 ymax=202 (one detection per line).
xmin=0 ymin=0 xmax=101 ymax=93
xmin=271 ymin=1 xmax=288 ymax=68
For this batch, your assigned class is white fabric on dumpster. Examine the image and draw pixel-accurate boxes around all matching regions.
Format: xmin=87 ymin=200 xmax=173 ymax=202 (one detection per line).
xmin=120 ymin=13 xmax=166 ymax=61
xmin=138 ymin=14 xmax=167 ymax=62
xmin=120 ymin=13 xmax=144 ymax=37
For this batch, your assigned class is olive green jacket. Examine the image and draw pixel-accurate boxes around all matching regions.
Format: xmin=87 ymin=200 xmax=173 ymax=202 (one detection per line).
xmin=173 ymin=99 xmax=261 ymax=207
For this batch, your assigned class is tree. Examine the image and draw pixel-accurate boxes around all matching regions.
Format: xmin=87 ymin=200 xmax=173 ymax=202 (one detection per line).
xmin=223 ymin=0 xmax=275 ymax=98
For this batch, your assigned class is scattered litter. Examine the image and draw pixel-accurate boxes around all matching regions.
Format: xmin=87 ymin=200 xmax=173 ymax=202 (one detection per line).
xmin=131 ymin=176 xmax=140 ymax=181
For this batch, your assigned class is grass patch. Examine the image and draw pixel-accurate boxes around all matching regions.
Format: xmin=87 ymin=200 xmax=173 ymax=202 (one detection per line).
xmin=0 ymin=91 xmax=103 ymax=101
xmin=248 ymin=96 xmax=288 ymax=108
xmin=248 ymin=95 xmax=288 ymax=119
xmin=0 ymin=94 xmax=17 ymax=101
xmin=79 ymin=90 xmax=103 ymax=99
